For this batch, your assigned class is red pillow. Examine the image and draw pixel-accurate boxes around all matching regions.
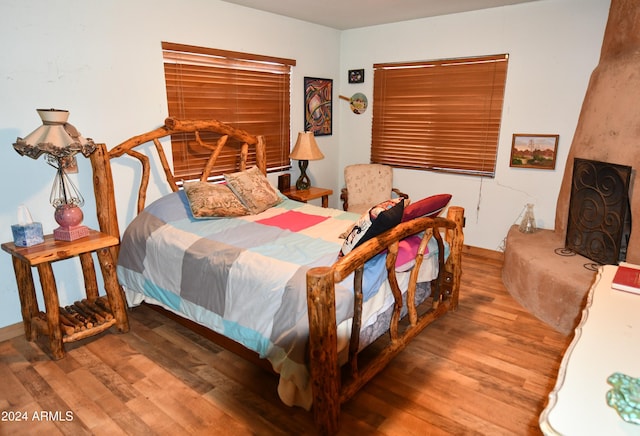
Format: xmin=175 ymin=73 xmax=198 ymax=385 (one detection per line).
xmin=402 ymin=194 xmax=452 ymax=222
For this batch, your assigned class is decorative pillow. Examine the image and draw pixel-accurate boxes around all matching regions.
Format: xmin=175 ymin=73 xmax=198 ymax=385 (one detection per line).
xmin=224 ymin=166 xmax=282 ymax=214
xmin=340 ymin=198 xmax=405 ymax=257
xmin=183 ymin=181 xmax=249 ymax=218
xmin=401 ymin=194 xmax=452 ymax=222
xmin=395 ymin=234 xmax=425 ymax=272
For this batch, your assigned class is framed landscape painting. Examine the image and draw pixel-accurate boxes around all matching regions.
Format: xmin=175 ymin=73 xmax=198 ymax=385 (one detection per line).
xmin=510 ymin=134 xmax=559 ymax=169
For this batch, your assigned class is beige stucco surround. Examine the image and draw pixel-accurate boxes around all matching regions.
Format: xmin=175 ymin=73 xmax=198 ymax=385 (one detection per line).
xmin=503 ymin=0 xmax=640 ymax=334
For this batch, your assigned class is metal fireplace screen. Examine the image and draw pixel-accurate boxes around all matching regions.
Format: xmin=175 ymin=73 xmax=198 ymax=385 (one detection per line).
xmin=566 ymin=158 xmax=632 ymax=265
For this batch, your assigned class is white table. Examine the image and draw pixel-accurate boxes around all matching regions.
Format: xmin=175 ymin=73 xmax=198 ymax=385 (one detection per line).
xmin=540 ymin=265 xmax=640 ymax=435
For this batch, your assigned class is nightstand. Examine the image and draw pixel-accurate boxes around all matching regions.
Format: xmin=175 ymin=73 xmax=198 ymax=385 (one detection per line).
xmin=2 ymin=230 xmax=129 ymax=359
xmin=282 ymin=186 xmax=333 ymax=208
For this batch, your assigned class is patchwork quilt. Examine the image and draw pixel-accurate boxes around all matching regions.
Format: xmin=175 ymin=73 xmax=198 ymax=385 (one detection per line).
xmin=117 ymin=191 xmax=444 ymax=409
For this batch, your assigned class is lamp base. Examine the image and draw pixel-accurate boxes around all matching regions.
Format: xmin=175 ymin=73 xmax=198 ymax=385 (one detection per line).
xmin=53 ymin=204 xmax=88 ymax=241
xmin=295 ymin=160 xmax=311 ymax=190
xmin=54 ymin=225 xmax=90 ymax=241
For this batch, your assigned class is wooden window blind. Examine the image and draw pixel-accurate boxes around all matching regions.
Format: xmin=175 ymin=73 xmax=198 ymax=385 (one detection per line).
xmin=371 ymin=54 xmax=508 ymax=177
xmin=162 ymin=41 xmax=296 ymax=181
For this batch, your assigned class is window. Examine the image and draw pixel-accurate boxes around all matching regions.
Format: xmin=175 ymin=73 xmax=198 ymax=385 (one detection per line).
xmin=371 ymin=54 xmax=508 ymax=177
xmin=162 ymin=42 xmax=296 ymax=181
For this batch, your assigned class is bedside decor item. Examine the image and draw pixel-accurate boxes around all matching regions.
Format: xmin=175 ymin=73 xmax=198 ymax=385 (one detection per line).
xmin=510 ymin=134 xmax=559 ymax=169
xmin=348 ymin=69 xmax=364 ymax=84
xmin=606 ymin=372 xmax=640 ymax=425
xmin=13 ymin=109 xmax=96 ymax=241
xmin=304 ymin=77 xmax=332 ymax=136
xmin=519 ymin=203 xmax=537 ymax=234
xmin=11 ymin=205 xmax=44 ymax=247
xmin=289 ymin=131 xmax=324 ymax=190
xmin=277 ymin=173 xmax=291 ymax=192
xmin=611 ymin=263 xmax=640 ymax=294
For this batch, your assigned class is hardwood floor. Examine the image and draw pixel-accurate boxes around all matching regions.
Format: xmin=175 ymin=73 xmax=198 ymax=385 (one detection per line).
xmin=0 ymin=252 xmax=571 ymax=435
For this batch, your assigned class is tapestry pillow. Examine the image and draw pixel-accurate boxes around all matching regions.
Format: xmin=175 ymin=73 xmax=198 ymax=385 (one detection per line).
xmin=224 ymin=166 xmax=282 ymax=214
xmin=401 ymin=193 xmax=452 ymax=222
xmin=340 ymin=198 xmax=405 ymax=257
xmin=183 ymin=181 xmax=249 ymax=218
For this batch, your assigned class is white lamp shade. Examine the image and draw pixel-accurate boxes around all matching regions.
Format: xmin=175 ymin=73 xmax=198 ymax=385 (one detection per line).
xmin=13 ymin=108 xmax=95 ymax=160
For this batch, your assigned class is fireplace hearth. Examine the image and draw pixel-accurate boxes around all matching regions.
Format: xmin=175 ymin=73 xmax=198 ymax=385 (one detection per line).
xmin=565 ymin=158 xmax=632 ymax=265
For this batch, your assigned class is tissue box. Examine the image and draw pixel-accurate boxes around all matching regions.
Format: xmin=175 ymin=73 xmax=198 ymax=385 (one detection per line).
xmin=11 ymin=222 xmax=45 ymax=247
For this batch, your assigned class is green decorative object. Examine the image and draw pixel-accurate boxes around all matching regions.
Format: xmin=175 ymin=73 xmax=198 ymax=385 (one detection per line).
xmin=606 ymin=372 xmax=640 ymax=425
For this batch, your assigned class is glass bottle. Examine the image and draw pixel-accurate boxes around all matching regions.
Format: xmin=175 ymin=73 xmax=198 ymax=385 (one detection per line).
xmin=519 ymin=203 xmax=537 ymax=234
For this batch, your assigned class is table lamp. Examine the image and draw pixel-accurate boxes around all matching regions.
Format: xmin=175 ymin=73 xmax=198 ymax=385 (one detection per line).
xmin=13 ymin=109 xmax=96 ymax=241
xmin=289 ymin=131 xmax=324 ymax=190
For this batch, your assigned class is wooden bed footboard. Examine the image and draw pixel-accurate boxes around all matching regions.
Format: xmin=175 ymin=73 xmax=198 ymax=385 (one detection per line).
xmin=307 ymin=207 xmax=464 ymax=434
xmin=89 ymin=118 xmax=465 ymax=435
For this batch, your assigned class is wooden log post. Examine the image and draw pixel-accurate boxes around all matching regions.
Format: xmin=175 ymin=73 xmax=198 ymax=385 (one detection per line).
xmin=256 ymin=135 xmax=267 ymax=175
xmin=10 ymin=257 xmax=39 ymax=341
xmin=95 ymin=247 xmax=129 ymax=333
xmin=90 ymin=143 xmax=120 ymax=261
xmin=445 ymin=206 xmax=465 ymax=309
xmin=306 ymin=266 xmax=340 ymax=435
xmin=36 ymin=263 xmax=64 ymax=359
xmin=79 ymin=252 xmax=99 ymax=301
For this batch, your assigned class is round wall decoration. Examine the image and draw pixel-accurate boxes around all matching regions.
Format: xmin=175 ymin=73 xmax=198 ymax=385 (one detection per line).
xmin=340 ymin=93 xmax=368 ymax=114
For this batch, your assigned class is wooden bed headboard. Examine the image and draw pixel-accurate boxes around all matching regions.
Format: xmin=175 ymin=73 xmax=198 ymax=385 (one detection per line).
xmin=90 ymin=117 xmax=267 ymax=243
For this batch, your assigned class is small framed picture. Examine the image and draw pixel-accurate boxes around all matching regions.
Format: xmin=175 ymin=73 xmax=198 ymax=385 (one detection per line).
xmin=510 ymin=134 xmax=559 ymax=170
xmin=348 ymin=69 xmax=364 ymax=84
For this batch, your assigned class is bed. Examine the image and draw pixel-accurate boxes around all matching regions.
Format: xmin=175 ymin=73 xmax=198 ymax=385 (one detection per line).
xmin=89 ymin=118 xmax=464 ymax=434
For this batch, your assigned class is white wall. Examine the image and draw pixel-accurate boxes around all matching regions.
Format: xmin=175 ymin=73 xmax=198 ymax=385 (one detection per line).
xmin=0 ymin=0 xmax=341 ymax=328
xmin=338 ymin=0 xmax=610 ymax=250
xmin=0 ymin=0 xmax=611 ymax=330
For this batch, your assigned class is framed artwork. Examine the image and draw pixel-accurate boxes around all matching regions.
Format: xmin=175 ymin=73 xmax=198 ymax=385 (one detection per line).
xmin=304 ymin=77 xmax=333 ymax=136
xmin=348 ymin=69 xmax=364 ymax=83
xmin=510 ymin=134 xmax=559 ymax=169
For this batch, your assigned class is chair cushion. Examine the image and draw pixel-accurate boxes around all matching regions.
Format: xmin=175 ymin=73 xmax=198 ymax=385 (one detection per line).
xmin=344 ymin=164 xmax=393 ymax=212
xmin=340 ymin=198 xmax=404 ymax=257
xmin=402 ymin=194 xmax=452 ymax=221
xmin=346 ymin=203 xmax=372 ymax=215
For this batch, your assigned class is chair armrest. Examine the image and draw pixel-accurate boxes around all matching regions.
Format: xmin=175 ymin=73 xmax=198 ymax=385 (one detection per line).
xmin=340 ymin=188 xmax=349 ymax=211
xmin=392 ymin=188 xmax=409 ymax=200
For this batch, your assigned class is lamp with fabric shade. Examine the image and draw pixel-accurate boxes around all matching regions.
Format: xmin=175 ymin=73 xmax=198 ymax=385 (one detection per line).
xmin=289 ymin=131 xmax=324 ymax=190
xmin=13 ymin=109 xmax=96 ymax=241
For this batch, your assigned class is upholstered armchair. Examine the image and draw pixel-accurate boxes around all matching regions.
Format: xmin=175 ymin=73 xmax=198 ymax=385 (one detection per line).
xmin=340 ymin=163 xmax=408 ymax=214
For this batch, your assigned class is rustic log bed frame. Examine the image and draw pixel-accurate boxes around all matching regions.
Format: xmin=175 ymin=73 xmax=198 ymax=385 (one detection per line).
xmin=89 ymin=118 xmax=465 ymax=435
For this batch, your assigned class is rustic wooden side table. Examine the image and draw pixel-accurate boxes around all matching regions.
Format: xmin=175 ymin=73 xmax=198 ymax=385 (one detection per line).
xmin=282 ymin=186 xmax=333 ymax=208
xmin=2 ymin=230 xmax=129 ymax=359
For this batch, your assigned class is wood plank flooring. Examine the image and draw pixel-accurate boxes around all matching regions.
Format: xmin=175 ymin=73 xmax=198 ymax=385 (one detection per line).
xmin=0 ymin=252 xmax=571 ymax=435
